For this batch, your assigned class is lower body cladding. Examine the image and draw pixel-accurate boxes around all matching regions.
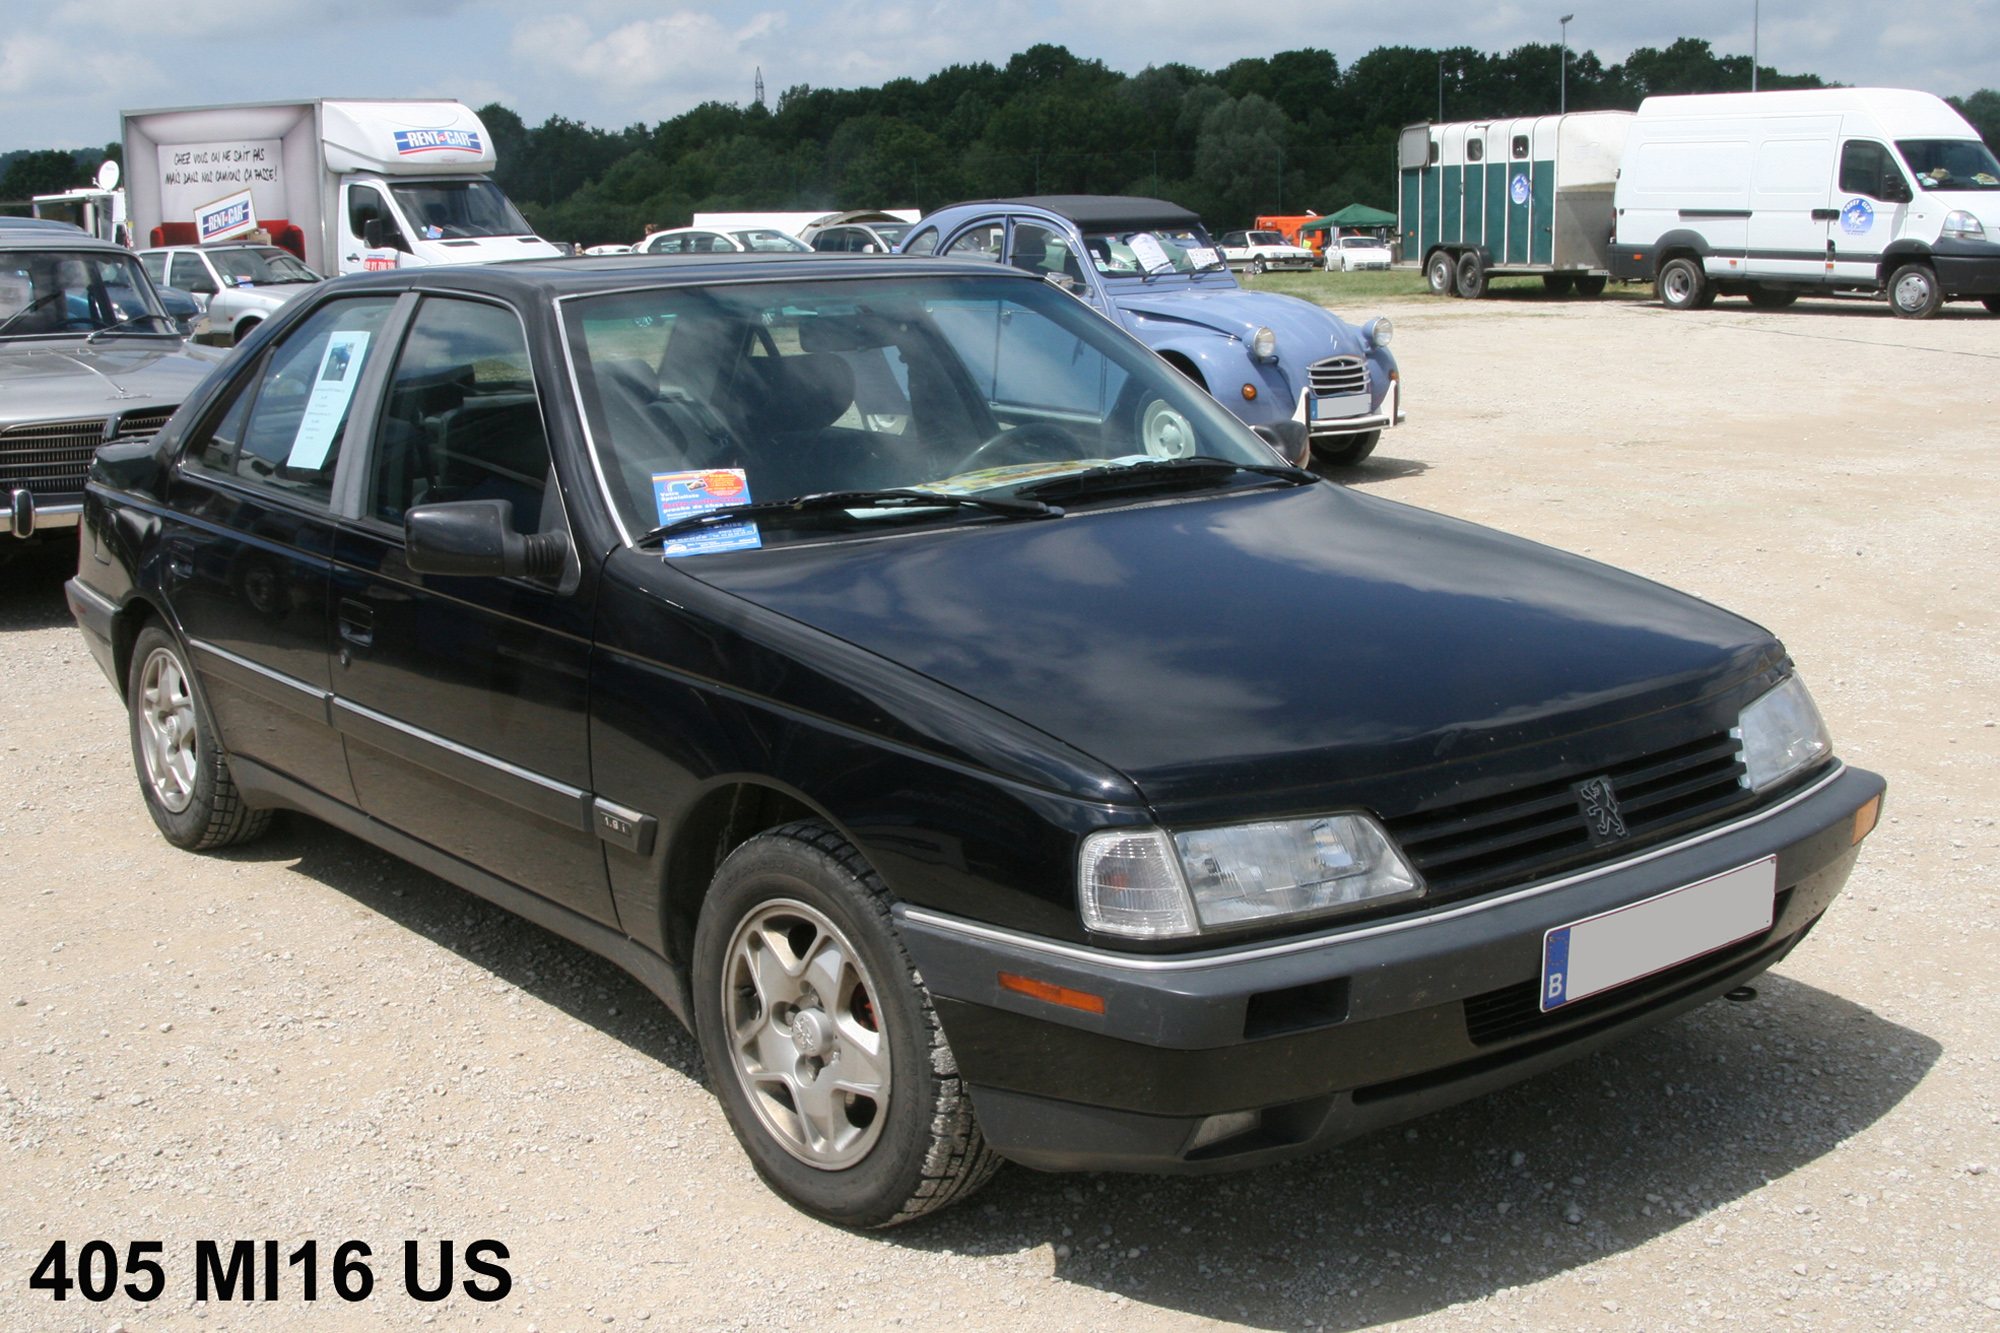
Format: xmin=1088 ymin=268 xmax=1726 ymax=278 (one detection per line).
xmin=896 ymin=763 xmax=1881 ymax=1174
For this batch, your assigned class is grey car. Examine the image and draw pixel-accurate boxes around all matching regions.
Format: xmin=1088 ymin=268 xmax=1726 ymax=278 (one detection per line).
xmin=1 ymin=231 xmax=223 ymax=543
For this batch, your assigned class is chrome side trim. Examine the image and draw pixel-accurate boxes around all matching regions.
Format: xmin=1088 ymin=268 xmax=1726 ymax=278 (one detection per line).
xmin=899 ymin=762 xmax=1849 ymax=974
xmin=187 ymin=637 xmax=330 ymax=709
xmin=330 ymin=695 xmax=592 ymax=830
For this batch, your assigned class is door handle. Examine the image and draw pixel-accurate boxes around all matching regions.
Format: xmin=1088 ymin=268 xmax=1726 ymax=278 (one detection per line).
xmin=337 ymin=598 xmax=374 ymax=648
xmin=1811 ymin=209 xmax=1840 ymax=221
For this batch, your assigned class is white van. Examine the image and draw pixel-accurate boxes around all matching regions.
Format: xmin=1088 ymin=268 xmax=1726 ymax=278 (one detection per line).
xmin=1610 ymin=88 xmax=2000 ymax=317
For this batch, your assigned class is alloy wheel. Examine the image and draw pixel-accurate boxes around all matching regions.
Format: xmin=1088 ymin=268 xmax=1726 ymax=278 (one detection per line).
xmin=722 ymin=899 xmax=891 ymax=1169
xmin=137 ymin=646 xmax=198 ymax=813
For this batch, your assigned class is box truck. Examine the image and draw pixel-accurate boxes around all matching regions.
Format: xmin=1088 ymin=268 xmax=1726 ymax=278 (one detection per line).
xmin=123 ymin=100 xmax=561 ymax=277
xmin=1607 ymin=88 xmax=2000 ymax=318
xmin=1397 ymin=111 xmax=1634 ymax=298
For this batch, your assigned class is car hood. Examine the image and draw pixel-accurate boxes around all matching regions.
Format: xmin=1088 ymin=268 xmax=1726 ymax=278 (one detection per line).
xmin=685 ymin=483 xmax=1781 ymax=815
xmin=0 ymin=340 xmax=224 ymax=424
xmin=1115 ymin=287 xmax=1365 ymax=356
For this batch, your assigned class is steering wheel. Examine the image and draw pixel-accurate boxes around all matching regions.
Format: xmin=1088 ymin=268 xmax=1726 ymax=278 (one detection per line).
xmin=953 ymin=421 xmax=1079 ymax=475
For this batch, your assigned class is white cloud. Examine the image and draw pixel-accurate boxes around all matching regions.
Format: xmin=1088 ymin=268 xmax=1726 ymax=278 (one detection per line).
xmin=0 ymin=31 xmax=161 ymax=101
xmin=512 ymin=8 xmax=783 ymax=96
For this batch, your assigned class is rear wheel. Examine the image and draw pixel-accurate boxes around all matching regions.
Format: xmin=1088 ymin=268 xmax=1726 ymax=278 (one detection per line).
xmin=127 ymin=625 xmax=273 ymax=851
xmin=1573 ymin=274 xmax=1607 ymax=297
xmin=1746 ymin=284 xmax=1798 ymax=310
xmin=1657 ymin=257 xmax=1714 ymax=310
xmin=691 ymin=822 xmax=1001 ymax=1228
xmin=1427 ymin=251 xmax=1457 ymax=296
xmin=1888 ymin=264 xmax=1943 ymax=319
xmin=1541 ymin=273 xmax=1575 ymax=297
xmin=1455 ymin=251 xmax=1488 ymax=299
xmin=1311 ymin=429 xmax=1381 ymax=468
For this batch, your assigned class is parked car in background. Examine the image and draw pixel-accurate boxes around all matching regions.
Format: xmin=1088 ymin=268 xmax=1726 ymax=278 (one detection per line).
xmin=1327 ymin=234 xmax=1394 ymax=271
xmin=904 ymin=196 xmax=1402 ymax=465
xmin=151 ymin=284 xmax=204 ymax=337
xmin=139 ymin=244 xmax=324 ymax=346
xmin=1218 ymin=229 xmax=1317 ymax=274
xmin=637 ymin=227 xmax=811 ymax=255
xmin=804 ymin=211 xmax=917 ymax=254
xmin=68 ymin=247 xmax=1883 ymax=1230
xmin=0 ymin=230 xmax=221 ymax=545
xmin=583 ymin=244 xmax=635 ymax=256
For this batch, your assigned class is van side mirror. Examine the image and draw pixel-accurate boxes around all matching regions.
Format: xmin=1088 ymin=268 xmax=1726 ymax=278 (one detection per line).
xmin=405 ymin=499 xmax=568 ymax=579
xmin=363 ymin=217 xmax=385 ymax=249
xmin=1880 ymin=174 xmax=1912 ymax=204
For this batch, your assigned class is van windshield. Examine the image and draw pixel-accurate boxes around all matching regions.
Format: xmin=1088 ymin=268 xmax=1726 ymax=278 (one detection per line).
xmin=1895 ymin=139 xmax=2000 ymax=191
xmin=387 ymin=180 xmax=534 ymax=238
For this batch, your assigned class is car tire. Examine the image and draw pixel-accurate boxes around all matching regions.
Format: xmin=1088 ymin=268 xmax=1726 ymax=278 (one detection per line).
xmin=1427 ymin=251 xmax=1457 ymax=297
xmin=233 ymin=317 xmax=261 ymax=345
xmin=690 ymin=821 xmax=1002 ymax=1229
xmin=1455 ymin=251 xmax=1488 ymax=300
xmin=1248 ymin=257 xmax=1266 ymax=276
xmin=1541 ymin=273 xmax=1575 ymax=297
xmin=1887 ymin=264 xmax=1943 ymax=319
xmin=127 ymin=625 xmax=273 ymax=851
xmin=1312 ymin=429 xmax=1380 ymax=468
xmin=1572 ymin=274 xmax=1608 ymax=298
xmin=1657 ymin=257 xmax=1713 ymax=310
xmin=1746 ymin=285 xmax=1798 ymax=310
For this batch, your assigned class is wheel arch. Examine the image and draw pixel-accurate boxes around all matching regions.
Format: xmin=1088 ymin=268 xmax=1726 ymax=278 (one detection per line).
xmin=1153 ymin=347 xmax=1208 ymax=393
xmin=110 ymin=594 xmax=170 ymax=703
xmin=1878 ymin=240 xmax=1934 ymax=285
xmin=660 ymin=778 xmax=846 ymax=972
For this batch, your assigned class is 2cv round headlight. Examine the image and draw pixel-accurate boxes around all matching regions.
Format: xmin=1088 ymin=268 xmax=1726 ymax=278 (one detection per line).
xmin=1250 ymin=326 xmax=1277 ymax=360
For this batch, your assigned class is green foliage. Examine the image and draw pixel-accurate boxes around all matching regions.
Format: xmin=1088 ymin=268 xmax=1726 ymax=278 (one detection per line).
xmin=470 ymin=38 xmax=1830 ymax=246
xmin=1946 ymin=89 xmax=2000 ymax=148
xmin=1 ymin=149 xmax=92 ymax=203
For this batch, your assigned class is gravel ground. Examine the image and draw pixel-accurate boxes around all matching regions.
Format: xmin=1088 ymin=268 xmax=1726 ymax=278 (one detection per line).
xmin=2 ymin=289 xmax=1995 ymax=1333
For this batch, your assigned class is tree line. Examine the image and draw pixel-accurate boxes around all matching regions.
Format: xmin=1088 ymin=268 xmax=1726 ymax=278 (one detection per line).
xmin=6 ymin=44 xmax=1998 ymax=246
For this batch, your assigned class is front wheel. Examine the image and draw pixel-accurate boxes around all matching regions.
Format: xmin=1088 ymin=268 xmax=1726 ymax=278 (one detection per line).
xmin=1427 ymin=251 xmax=1457 ymax=296
xmin=1541 ymin=273 xmax=1576 ymax=297
xmin=232 ymin=317 xmax=262 ymax=345
xmin=1247 ymin=257 xmax=1266 ymax=276
xmin=1657 ymin=257 xmax=1713 ymax=310
xmin=1312 ymin=429 xmax=1380 ymax=467
xmin=691 ymin=822 xmax=1001 ymax=1228
xmin=1888 ymin=264 xmax=1943 ymax=319
xmin=127 ymin=625 xmax=273 ymax=851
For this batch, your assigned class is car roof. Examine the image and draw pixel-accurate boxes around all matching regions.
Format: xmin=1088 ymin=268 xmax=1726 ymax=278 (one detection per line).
xmin=0 ymin=217 xmax=87 ymax=235
xmin=0 ymin=230 xmax=133 ymax=254
xmin=932 ymin=195 xmax=1205 ymax=232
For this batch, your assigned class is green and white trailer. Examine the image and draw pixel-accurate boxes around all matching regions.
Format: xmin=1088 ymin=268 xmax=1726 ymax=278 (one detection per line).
xmin=1397 ymin=111 xmax=1633 ymax=298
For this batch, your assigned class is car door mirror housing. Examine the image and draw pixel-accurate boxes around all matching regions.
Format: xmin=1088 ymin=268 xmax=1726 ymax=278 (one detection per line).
xmin=405 ymin=499 xmax=567 ymax=579
xmin=363 ymin=218 xmax=386 ymax=249
xmin=1881 ymin=175 xmax=1912 ymax=204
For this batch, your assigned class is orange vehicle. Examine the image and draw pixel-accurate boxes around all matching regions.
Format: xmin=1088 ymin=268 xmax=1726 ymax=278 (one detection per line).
xmin=1255 ymin=214 xmax=1325 ymax=255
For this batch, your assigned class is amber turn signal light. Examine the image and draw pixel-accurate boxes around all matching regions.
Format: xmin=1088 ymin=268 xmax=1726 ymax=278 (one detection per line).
xmin=999 ymin=972 xmax=1105 ymax=1014
xmin=1240 ymin=383 xmax=1257 ymax=401
xmin=1851 ymin=794 xmax=1881 ymax=845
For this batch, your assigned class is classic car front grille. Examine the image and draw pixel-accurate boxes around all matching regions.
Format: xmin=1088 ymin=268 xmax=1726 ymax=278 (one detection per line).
xmin=0 ymin=408 xmax=177 ymax=499
xmin=1383 ymin=731 xmax=1759 ymax=905
xmin=1308 ymin=355 xmax=1368 ymax=397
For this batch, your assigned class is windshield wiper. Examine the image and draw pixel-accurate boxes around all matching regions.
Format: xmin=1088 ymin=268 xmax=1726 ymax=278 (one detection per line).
xmin=0 ymin=290 xmax=66 ymax=339
xmin=87 ymin=313 xmax=175 ymax=343
xmin=634 ymin=488 xmax=1062 ymax=547
xmin=1013 ymin=456 xmax=1316 ymax=504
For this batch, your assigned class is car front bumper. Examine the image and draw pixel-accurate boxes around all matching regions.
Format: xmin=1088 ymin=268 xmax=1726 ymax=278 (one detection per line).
xmin=895 ymin=762 xmax=1881 ymax=1173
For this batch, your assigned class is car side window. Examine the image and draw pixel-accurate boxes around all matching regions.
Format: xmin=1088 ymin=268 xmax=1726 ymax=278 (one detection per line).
xmin=903 ymin=227 xmax=937 ymax=255
xmin=1512 ymin=135 xmax=1529 ymax=159
xmin=945 ymin=224 xmax=1005 ymax=261
xmin=811 ymin=230 xmax=842 ymax=252
xmin=1838 ymin=140 xmax=1894 ymax=198
xmin=369 ymin=296 xmax=553 ymax=535
xmin=185 ymin=296 xmax=397 ymax=506
xmin=170 ymin=253 xmax=214 ymax=295
xmin=1006 ymin=222 xmax=1086 ymax=283
xmin=140 ymin=253 xmax=168 ymax=285
xmin=1467 ymin=138 xmax=1484 ymax=162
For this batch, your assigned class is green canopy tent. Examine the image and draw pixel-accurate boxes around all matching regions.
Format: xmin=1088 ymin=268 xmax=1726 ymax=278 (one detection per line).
xmin=1297 ymin=204 xmax=1397 ymax=234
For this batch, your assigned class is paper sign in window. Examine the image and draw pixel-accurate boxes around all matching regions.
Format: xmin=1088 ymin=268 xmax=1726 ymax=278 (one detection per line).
xmin=286 ymin=330 xmax=370 ymax=471
xmin=650 ymin=468 xmax=761 ymax=557
xmin=1128 ymin=233 xmax=1173 ymax=273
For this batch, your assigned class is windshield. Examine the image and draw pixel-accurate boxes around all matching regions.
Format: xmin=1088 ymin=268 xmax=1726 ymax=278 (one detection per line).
xmin=1082 ymin=228 xmax=1227 ymax=278
xmin=1248 ymin=231 xmax=1286 ymax=245
xmin=209 ymin=246 xmax=320 ymax=285
xmin=730 ymin=229 xmax=810 ymax=252
xmin=564 ymin=274 xmax=1276 ymax=548
xmin=1896 ymin=139 xmax=2000 ymax=191
xmin=1341 ymin=237 xmax=1381 ymax=248
xmin=387 ymin=180 xmax=533 ymax=239
xmin=0 ymin=250 xmax=173 ymax=338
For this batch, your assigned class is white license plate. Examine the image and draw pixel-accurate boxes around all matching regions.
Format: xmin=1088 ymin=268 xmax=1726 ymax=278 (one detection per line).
xmin=1314 ymin=394 xmax=1369 ymax=419
xmin=1540 ymin=857 xmax=1776 ymax=1011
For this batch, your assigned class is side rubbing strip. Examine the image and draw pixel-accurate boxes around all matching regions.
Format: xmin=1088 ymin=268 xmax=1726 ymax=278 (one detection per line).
xmin=187 ymin=638 xmax=332 ymax=724
xmin=330 ymin=697 xmax=592 ymax=831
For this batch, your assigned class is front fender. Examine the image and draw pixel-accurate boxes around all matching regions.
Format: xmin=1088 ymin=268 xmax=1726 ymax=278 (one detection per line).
xmin=1146 ymin=337 xmax=1293 ymax=425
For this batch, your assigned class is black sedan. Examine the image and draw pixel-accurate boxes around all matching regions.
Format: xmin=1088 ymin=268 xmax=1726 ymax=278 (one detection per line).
xmin=67 ymin=252 xmax=1883 ymax=1229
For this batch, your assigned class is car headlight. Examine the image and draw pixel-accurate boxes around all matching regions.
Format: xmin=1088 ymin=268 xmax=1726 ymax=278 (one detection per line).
xmin=1078 ymin=814 xmax=1422 ymax=939
xmin=1250 ymin=326 xmax=1277 ymax=360
xmin=1735 ymin=674 xmax=1832 ymax=792
xmin=1943 ymin=210 xmax=1986 ymax=240
xmin=1366 ymin=316 xmax=1394 ymax=348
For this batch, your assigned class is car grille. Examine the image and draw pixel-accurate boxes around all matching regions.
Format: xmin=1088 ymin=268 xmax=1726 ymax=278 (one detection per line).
xmin=1383 ymin=731 xmax=1759 ymax=905
xmin=1309 ymin=355 xmax=1368 ymax=397
xmin=0 ymin=408 xmax=176 ymax=499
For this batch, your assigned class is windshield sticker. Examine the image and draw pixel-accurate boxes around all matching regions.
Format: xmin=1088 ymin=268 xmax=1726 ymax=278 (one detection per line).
xmin=1183 ymin=246 xmax=1219 ymax=269
xmin=1510 ymin=173 xmax=1530 ymax=206
xmin=286 ymin=331 xmax=371 ymax=471
xmin=1841 ymin=198 xmax=1875 ymax=234
xmin=651 ymin=469 xmax=761 ymax=557
xmin=195 ymin=189 xmax=257 ymax=244
xmin=1128 ymin=233 xmax=1174 ymax=273
xmin=393 ymin=129 xmax=482 ymax=156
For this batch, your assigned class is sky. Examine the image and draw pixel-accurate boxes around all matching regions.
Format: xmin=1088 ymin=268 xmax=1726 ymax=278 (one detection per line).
xmin=5 ymin=0 xmax=1997 ymax=152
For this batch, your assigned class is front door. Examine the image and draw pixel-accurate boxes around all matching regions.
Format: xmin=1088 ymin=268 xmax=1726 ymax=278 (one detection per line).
xmin=1829 ymin=139 xmax=1913 ymax=285
xmin=164 ymin=294 xmax=402 ymax=804
xmin=328 ymin=293 xmax=615 ymax=925
xmin=339 ymin=182 xmax=407 ymax=276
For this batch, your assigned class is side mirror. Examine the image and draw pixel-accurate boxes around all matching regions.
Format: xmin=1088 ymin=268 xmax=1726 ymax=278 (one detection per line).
xmin=1044 ymin=272 xmax=1082 ymax=294
xmin=1881 ymin=175 xmax=1913 ymax=204
xmin=404 ymin=499 xmax=568 ymax=579
xmin=362 ymin=217 xmax=385 ymax=249
xmin=1252 ymin=420 xmax=1311 ymax=468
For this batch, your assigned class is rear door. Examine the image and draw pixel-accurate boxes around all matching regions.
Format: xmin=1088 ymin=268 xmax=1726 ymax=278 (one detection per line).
xmin=328 ymin=292 xmax=615 ymax=925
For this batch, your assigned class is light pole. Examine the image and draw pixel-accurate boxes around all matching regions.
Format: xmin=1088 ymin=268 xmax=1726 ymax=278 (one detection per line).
xmin=1559 ymin=14 xmax=1574 ymax=114
xmin=1437 ymin=52 xmax=1444 ymax=122
xmin=1752 ymin=0 xmax=1760 ymax=91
